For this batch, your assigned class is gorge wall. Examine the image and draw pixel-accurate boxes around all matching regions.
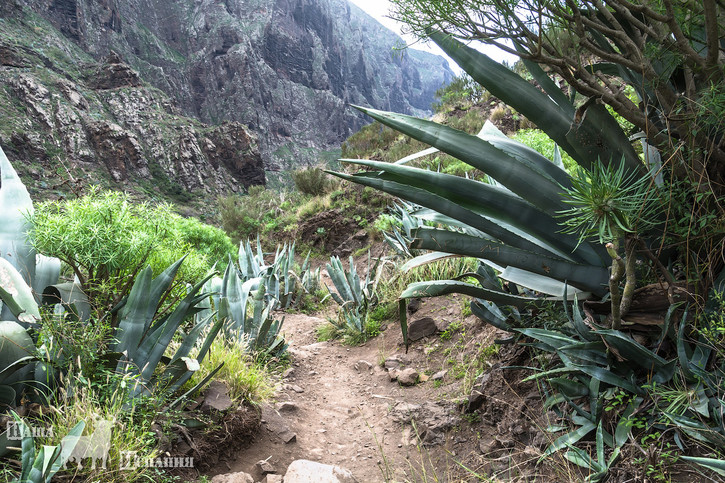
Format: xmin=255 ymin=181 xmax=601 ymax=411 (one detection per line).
xmin=0 ymin=0 xmax=453 ymax=203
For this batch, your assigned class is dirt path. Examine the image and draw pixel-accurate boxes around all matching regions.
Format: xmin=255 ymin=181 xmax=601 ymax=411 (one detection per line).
xmin=214 ymin=295 xmax=498 ymax=482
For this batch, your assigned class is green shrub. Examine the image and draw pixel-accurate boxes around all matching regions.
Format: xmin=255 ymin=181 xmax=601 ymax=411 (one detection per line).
xmin=30 ymin=188 xmax=214 ymax=310
xmin=511 ymin=129 xmax=578 ymax=173
xmin=292 ymin=167 xmax=336 ymax=196
xmin=219 ymin=185 xmax=296 ymax=243
xmin=170 ymin=215 xmax=235 ymax=261
xmin=432 ymin=74 xmax=485 ymax=113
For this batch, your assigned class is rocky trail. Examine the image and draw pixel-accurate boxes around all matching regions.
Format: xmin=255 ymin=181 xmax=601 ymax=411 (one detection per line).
xmin=204 ymin=293 xmax=551 ymax=483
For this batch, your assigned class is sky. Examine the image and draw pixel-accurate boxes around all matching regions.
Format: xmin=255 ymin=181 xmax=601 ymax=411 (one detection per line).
xmin=347 ymin=0 xmax=518 ymax=74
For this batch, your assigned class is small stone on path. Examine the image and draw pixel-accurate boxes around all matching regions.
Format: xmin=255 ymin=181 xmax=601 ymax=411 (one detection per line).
xmin=255 ymin=459 xmax=276 ymax=474
xmin=262 ymin=475 xmax=283 ymax=483
xmin=283 ymin=459 xmax=358 ymax=483
xmin=201 ymin=381 xmax=233 ymax=412
xmin=383 ymin=356 xmax=403 ymax=369
xmin=279 ymin=429 xmax=297 ymax=443
xmin=353 ymin=360 xmax=373 ymax=372
xmin=276 ymin=401 xmax=299 ymax=413
xmin=431 ymin=370 xmax=447 ymax=381
xmin=407 ymin=317 xmax=438 ymax=341
xmin=211 ymin=471 xmax=254 ymax=483
xmin=397 ymin=368 xmax=419 ymax=386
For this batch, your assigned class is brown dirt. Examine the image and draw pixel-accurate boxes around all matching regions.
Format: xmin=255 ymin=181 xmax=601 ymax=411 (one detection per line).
xmin=200 ymin=293 xmax=564 ymax=482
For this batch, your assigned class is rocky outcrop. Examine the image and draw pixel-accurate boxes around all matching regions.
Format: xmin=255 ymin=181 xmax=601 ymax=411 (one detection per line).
xmin=85 ymin=120 xmax=146 ymax=182
xmin=86 ymin=52 xmax=142 ymax=90
xmin=0 ymin=32 xmax=265 ymax=204
xmin=10 ymin=0 xmax=453 ymax=167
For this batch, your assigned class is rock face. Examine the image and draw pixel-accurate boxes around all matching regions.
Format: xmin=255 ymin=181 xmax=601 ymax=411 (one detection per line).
xmin=9 ymin=0 xmax=453 ymax=168
xmin=0 ymin=21 xmax=265 ymax=204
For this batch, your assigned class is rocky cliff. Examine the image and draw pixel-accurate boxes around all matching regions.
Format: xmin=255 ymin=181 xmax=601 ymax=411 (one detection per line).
xmin=5 ymin=0 xmax=453 ymax=172
xmin=0 ymin=20 xmax=265 ymax=213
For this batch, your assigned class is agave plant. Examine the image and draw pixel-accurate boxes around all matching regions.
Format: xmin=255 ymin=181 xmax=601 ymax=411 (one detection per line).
xmin=381 ymin=202 xmax=425 ymax=259
xmin=217 ymin=261 xmax=287 ymax=355
xmin=111 ymin=258 xmax=223 ymax=399
xmin=0 ymin=320 xmax=36 ymax=407
xmin=327 ymin=28 xmax=670 ymax=347
xmin=8 ymin=413 xmax=84 ymax=483
xmin=325 ymin=255 xmax=378 ymax=335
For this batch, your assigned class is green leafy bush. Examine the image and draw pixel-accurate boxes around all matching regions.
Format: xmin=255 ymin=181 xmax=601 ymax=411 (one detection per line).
xmin=432 ymin=74 xmax=486 ymax=113
xmin=292 ymin=167 xmax=336 ymax=196
xmin=512 ymin=129 xmax=577 ymax=173
xmin=219 ymin=185 xmax=297 ymax=243
xmin=30 ymin=189 xmax=220 ymax=311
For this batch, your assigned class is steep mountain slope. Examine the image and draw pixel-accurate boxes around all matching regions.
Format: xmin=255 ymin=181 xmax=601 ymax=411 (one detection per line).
xmin=0 ymin=11 xmax=266 ymax=214
xmin=9 ymin=0 xmax=453 ymax=170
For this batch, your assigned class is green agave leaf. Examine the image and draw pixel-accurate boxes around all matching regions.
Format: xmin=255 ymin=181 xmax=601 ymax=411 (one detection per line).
xmin=522 ymin=367 xmax=583 ymax=383
xmin=41 ymin=282 xmax=90 ymax=322
xmin=431 ymin=30 xmax=641 ymax=173
xmin=348 ymin=106 xmax=567 ymax=215
xmin=0 ymin=257 xmax=40 ymax=325
xmin=395 ymin=146 xmax=439 ymax=165
xmin=571 ymin=294 xmax=598 ymax=342
xmin=411 ymin=227 xmax=608 ymax=294
xmin=161 ymin=314 xmax=215 ymax=390
xmin=680 ymin=456 xmax=725 ymax=476
xmin=32 ymin=254 xmax=60 ymax=304
xmin=0 ymin=356 xmax=35 ymax=385
xmin=663 ymin=412 xmax=725 ymax=446
xmin=575 ymin=365 xmax=644 ymax=395
xmin=401 ymin=280 xmax=541 ymax=309
xmin=676 ymin=321 xmax=714 ymax=385
xmin=0 ymin=145 xmax=35 ymax=290
xmin=563 ymin=445 xmax=602 ymax=473
xmin=136 ymin=275 xmax=213 ymax=386
xmin=517 ymin=328 xmax=578 ymax=351
xmin=615 ymin=397 xmax=642 ymax=448
xmin=401 ymin=252 xmax=457 ymax=272
xmin=429 ymin=31 xmax=576 ymax=162
xmin=327 ymin=257 xmax=353 ymax=303
xmin=0 ymin=385 xmax=16 ymax=406
xmin=16 ymin=414 xmax=35 ymax=481
xmin=221 ymin=262 xmax=249 ymax=333
xmin=328 ymin=159 xmax=603 ymax=261
xmin=543 ymin=421 xmax=596 ymax=457
xmin=470 ymin=299 xmax=511 ymax=331
xmin=549 ymin=377 xmax=589 ymax=399
xmin=113 ymin=266 xmax=155 ymax=359
xmin=594 ymin=330 xmax=670 ymax=372
xmin=476 ymin=124 xmax=571 ymax=189
xmin=498 ymin=266 xmax=590 ymax=298
xmin=557 ymin=342 xmax=609 ymax=366
xmin=331 ymin=170 xmax=560 ymax=259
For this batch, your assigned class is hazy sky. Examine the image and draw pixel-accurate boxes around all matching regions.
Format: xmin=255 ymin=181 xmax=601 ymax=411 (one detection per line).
xmin=347 ymin=0 xmax=518 ymax=73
